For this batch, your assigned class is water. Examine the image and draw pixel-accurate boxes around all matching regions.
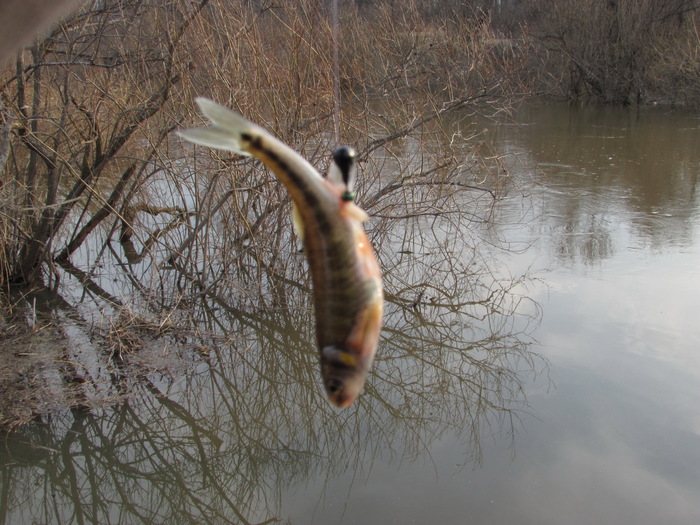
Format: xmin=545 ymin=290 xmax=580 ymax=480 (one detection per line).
xmin=2 ymin=103 xmax=699 ymax=524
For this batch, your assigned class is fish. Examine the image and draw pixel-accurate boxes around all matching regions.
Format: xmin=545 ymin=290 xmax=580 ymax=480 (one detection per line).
xmin=178 ymin=98 xmax=384 ymax=407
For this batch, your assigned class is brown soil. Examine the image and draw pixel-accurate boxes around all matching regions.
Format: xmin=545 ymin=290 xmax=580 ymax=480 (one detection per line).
xmin=0 ymin=305 xmax=202 ymax=430
xmin=0 ymin=317 xmax=83 ymax=428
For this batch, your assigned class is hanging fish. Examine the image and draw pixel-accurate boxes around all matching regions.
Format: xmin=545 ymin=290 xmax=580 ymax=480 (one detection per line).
xmin=178 ymin=98 xmax=383 ymax=407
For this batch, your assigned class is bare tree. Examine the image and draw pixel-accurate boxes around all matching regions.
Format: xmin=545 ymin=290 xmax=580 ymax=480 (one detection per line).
xmin=1 ymin=0 xmax=209 ymax=286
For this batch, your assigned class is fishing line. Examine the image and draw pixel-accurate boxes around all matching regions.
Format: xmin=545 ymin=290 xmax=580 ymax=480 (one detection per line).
xmin=331 ymin=0 xmax=341 ymax=144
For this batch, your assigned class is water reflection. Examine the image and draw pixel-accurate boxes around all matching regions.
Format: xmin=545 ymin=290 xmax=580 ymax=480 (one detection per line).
xmin=488 ymin=104 xmax=700 ymax=265
xmin=1 ymin=139 xmax=542 ymax=522
xmin=1 ymin=291 xmax=539 ymax=523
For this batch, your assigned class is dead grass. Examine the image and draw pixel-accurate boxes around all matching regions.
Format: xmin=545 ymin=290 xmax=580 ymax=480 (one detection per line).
xmin=103 ymin=306 xmax=176 ymax=362
xmin=0 ymin=294 xmax=211 ymax=429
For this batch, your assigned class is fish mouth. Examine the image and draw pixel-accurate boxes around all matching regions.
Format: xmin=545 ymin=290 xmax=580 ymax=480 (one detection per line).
xmin=329 ymin=393 xmax=356 ymax=408
xmin=324 ymin=377 xmax=360 ymax=407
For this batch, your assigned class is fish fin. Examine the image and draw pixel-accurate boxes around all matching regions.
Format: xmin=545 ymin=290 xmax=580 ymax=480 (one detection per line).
xmin=326 ymin=157 xmax=345 ymax=190
xmin=177 ymin=98 xmax=253 ymax=156
xmin=291 ymin=201 xmax=305 ymax=243
xmin=343 ymin=202 xmax=369 ymax=223
xmin=346 ymin=294 xmax=383 ymax=361
xmin=176 ymin=127 xmax=251 ymax=154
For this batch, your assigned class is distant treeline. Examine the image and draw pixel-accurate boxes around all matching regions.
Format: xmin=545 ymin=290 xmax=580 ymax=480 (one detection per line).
xmin=354 ymin=0 xmax=700 ymax=105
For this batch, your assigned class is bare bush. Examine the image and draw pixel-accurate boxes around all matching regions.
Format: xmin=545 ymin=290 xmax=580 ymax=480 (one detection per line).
xmin=0 ymin=0 xmax=210 ymax=288
xmin=0 ymin=0 xmax=538 ymax=430
xmin=647 ymin=14 xmax=700 ymax=104
xmin=2 ymin=0 xmax=528 ymax=293
xmin=523 ymin=0 xmax=700 ymax=104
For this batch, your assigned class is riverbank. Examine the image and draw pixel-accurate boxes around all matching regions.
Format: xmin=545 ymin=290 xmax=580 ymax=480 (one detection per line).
xmin=0 ymin=293 xmax=207 ymax=429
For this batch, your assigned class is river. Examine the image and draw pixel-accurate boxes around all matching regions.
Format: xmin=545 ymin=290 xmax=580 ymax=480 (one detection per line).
xmin=1 ymin=102 xmax=699 ymax=524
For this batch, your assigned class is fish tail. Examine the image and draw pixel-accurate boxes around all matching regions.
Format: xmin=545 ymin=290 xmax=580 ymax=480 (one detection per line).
xmin=177 ymin=98 xmax=254 ymax=156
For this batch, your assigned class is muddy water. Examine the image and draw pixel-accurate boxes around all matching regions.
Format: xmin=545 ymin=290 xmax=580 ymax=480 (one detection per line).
xmin=2 ymin=103 xmax=700 ymax=524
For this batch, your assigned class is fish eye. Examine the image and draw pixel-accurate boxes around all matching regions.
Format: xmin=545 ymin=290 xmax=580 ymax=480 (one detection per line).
xmin=326 ymin=378 xmax=342 ymax=394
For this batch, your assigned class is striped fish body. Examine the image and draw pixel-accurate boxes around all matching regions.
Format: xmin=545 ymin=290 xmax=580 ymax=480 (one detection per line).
xmin=178 ymin=99 xmax=383 ymax=407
